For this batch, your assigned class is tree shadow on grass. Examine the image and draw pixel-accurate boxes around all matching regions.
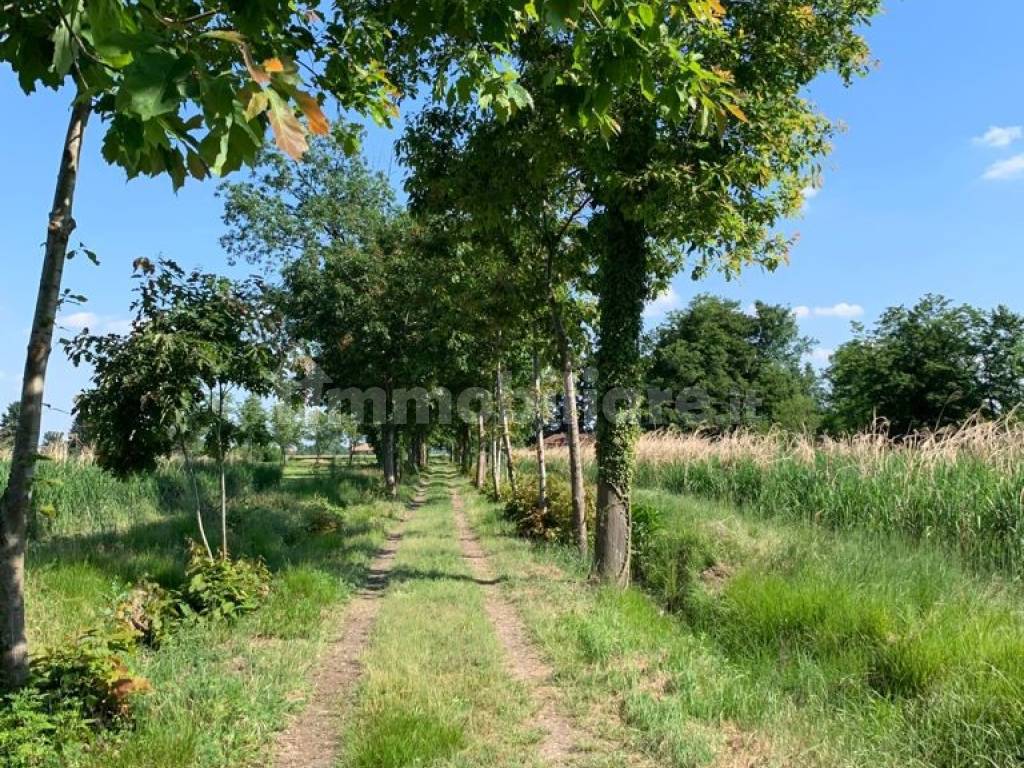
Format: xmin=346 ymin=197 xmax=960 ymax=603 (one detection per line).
xmin=29 ymin=469 xmax=400 ymax=591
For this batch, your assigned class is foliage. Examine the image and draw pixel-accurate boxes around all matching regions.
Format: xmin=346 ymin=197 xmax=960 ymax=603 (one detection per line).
xmin=645 ymin=295 xmax=821 ymax=432
xmin=826 ymin=294 xmax=1024 ymax=434
xmin=235 ymin=396 xmax=271 ymax=459
xmin=180 ymin=542 xmax=271 ymax=621
xmin=0 ymin=630 xmax=149 ymax=767
xmin=269 ymin=401 xmax=305 ymax=462
xmin=0 ymin=1 xmax=396 ymax=186
xmin=112 ymin=581 xmax=180 ymax=648
xmin=66 ymin=259 xmax=282 ymax=477
xmin=501 ymin=471 xmax=595 ymax=545
xmin=0 ymin=401 xmax=20 ymax=450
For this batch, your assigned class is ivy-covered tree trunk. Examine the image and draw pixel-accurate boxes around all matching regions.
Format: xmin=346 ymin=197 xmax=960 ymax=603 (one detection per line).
xmin=1 ymin=99 xmax=90 ymax=687
xmin=593 ymin=206 xmax=647 ymax=587
xmin=475 ymin=413 xmax=487 ymax=489
xmin=495 ymin=363 xmax=517 ymax=494
xmin=552 ymin=308 xmax=588 ymax=557
xmin=533 ymin=351 xmax=548 ymax=514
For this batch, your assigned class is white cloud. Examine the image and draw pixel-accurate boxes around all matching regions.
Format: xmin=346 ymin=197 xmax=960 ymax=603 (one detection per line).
xmin=793 ymin=303 xmax=864 ymax=320
xmin=58 ymin=312 xmax=132 ymax=334
xmin=809 ymin=347 xmax=835 ymax=365
xmin=104 ymin=318 xmax=134 ymax=334
xmin=644 ymin=286 xmax=682 ymax=319
xmin=60 ymin=311 xmax=98 ymax=331
xmin=802 ymin=185 xmax=820 ymax=200
xmin=814 ymin=302 xmax=864 ymax=318
xmin=974 ymin=126 xmax=1023 ymax=149
xmin=982 ymin=154 xmax=1024 ymax=181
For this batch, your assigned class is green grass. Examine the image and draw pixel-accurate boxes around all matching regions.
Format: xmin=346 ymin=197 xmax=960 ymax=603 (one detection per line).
xmin=18 ymin=460 xmax=403 ymax=767
xmin=633 ymin=453 xmax=1024 ymax=576
xmin=338 ymin=467 xmax=540 ymax=768
xmin=467 ymin=478 xmax=1024 ymax=767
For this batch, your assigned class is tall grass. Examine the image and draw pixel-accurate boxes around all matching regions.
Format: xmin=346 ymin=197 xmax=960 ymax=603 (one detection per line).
xmin=0 ymin=458 xmax=283 ymax=540
xmin=535 ymin=419 xmax=1024 ymax=574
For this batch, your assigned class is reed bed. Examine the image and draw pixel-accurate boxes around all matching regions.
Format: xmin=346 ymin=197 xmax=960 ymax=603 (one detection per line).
xmin=535 ymin=419 xmax=1024 ymax=574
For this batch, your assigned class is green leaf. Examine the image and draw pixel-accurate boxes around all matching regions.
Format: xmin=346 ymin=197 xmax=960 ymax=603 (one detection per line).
xmin=636 ymin=3 xmax=656 ymax=27
xmin=118 ymin=52 xmax=187 ymax=120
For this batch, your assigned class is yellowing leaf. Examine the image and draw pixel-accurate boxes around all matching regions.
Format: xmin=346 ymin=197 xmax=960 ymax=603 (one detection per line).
xmin=725 ymin=102 xmax=748 ymax=123
xmin=295 ymin=90 xmax=330 ymax=135
xmin=263 ymin=57 xmax=285 ymax=73
xmin=708 ymin=0 xmax=726 ymax=17
xmin=266 ymin=90 xmax=309 ymax=160
xmin=244 ymin=89 xmax=270 ymax=121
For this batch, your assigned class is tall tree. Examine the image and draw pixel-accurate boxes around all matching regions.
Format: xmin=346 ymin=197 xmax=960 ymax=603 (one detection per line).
xmin=826 ymin=295 xmax=1024 ymax=435
xmin=0 ymin=403 xmax=20 ymax=452
xmin=645 ymin=296 xmax=820 ymax=432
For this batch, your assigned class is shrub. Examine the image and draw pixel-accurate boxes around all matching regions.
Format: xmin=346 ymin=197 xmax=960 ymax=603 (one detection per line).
xmin=0 ymin=631 xmax=150 ymax=767
xmin=113 ymin=580 xmax=182 ymax=648
xmin=502 ymin=473 xmax=595 ymax=545
xmin=0 ymin=687 xmax=92 ymax=768
xmin=181 ymin=542 xmax=271 ymax=620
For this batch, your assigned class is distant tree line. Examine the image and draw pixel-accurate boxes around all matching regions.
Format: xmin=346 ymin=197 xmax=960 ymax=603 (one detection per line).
xmin=640 ymin=293 xmax=1024 ymax=437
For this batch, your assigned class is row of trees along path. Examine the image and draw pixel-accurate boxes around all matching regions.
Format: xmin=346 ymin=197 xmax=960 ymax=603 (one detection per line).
xmin=1 ymin=1 xmax=882 ymax=687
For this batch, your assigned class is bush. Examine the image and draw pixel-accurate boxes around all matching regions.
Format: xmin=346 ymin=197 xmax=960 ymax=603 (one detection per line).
xmin=0 ymin=632 xmax=149 ymax=768
xmin=501 ymin=472 xmax=595 ymax=545
xmin=113 ymin=580 xmax=182 ymax=648
xmin=181 ymin=542 xmax=271 ymax=620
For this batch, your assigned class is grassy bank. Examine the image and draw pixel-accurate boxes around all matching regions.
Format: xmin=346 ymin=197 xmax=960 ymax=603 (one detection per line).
xmin=534 ymin=421 xmax=1024 ymax=574
xmin=468 ymin=484 xmax=1024 ymax=767
xmin=10 ymin=461 xmax=403 ymax=767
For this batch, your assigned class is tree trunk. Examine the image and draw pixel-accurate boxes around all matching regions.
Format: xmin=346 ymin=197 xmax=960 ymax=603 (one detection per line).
xmin=552 ymin=305 xmax=588 ymax=557
xmin=495 ymin=363 xmax=518 ymax=495
xmin=1 ymin=99 xmax=90 ymax=688
xmin=533 ymin=351 xmax=548 ymax=514
xmin=475 ymin=413 xmax=487 ymax=489
xmin=593 ymin=205 xmax=647 ymax=587
xmin=382 ymin=424 xmax=397 ymax=498
xmin=216 ymin=383 xmax=228 ymax=559
xmin=490 ymin=423 xmax=501 ymax=498
xmin=179 ymin=434 xmax=214 ymax=560
xmin=460 ymin=423 xmax=472 ymax=475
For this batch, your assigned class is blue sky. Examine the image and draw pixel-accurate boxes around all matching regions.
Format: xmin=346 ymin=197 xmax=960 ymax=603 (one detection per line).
xmin=3 ymin=1 xmax=1024 ymax=434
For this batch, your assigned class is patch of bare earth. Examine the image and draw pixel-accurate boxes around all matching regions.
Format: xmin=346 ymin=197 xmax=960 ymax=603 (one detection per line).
xmin=271 ymin=485 xmax=427 ymax=768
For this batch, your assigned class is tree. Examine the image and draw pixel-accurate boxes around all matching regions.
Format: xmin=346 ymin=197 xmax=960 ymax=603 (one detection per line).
xmin=269 ymin=401 xmax=304 ymax=464
xmin=305 ymin=407 xmax=353 ymax=464
xmin=237 ymin=395 xmax=271 ymax=460
xmin=67 ymin=260 xmax=282 ymax=558
xmin=4 ymin=0 xmax=732 ymax=684
xmin=645 ymin=296 xmax=820 ymax=432
xmin=826 ymin=295 xmax=1024 ymax=435
xmin=0 ymin=403 xmax=19 ymax=452
xmin=0 ymin=1 xmax=391 ymax=688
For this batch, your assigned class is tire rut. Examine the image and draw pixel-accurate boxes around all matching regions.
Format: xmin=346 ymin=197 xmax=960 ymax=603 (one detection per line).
xmin=272 ymin=483 xmax=428 ymax=768
xmin=451 ymin=487 xmax=584 ymax=765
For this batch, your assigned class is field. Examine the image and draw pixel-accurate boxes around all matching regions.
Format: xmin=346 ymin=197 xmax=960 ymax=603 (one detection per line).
xmin=5 ymin=427 xmax=1024 ymax=767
